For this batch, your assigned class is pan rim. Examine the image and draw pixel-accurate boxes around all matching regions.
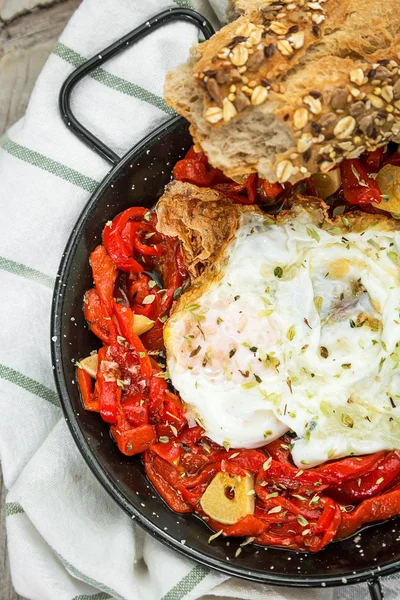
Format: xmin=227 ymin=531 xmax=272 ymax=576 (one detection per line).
xmin=51 ymin=115 xmax=400 ymax=588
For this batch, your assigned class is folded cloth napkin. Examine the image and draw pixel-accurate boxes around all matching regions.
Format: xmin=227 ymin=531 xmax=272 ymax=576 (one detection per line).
xmin=0 ymin=1 xmax=399 ymax=599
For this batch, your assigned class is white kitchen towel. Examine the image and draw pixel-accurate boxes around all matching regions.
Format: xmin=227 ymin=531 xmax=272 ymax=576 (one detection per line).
xmin=0 ymin=1 xmax=397 ymax=599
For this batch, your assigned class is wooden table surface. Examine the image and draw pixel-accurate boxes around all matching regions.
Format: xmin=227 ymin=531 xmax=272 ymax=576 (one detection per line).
xmin=0 ymin=2 xmax=81 ymax=597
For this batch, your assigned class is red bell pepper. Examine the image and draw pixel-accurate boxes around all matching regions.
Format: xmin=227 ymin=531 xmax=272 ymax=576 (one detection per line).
xmin=96 ymin=346 xmax=120 ymax=424
xmin=362 ymin=147 xmax=386 ymax=172
xmin=255 ymin=493 xmax=321 ymax=521
xmin=340 ymin=159 xmax=382 ymax=205
xmin=244 ymin=173 xmax=257 ymax=204
xmin=76 ymin=367 xmax=99 ymax=412
xmin=143 ymin=451 xmax=192 ymax=513
xmin=328 ymin=451 xmax=400 ymax=503
xmin=129 ymin=221 xmax=164 ymax=257
xmin=83 ymin=288 xmax=117 ymax=345
xmin=202 ymin=449 xmax=266 ymax=473
xmin=177 ymin=425 xmax=204 ymax=446
xmin=316 ymin=451 xmax=385 ymax=483
xmin=103 ymin=207 xmax=148 ymax=272
xmin=263 ymin=438 xmax=292 ymax=466
xmin=224 ymin=514 xmax=268 ymax=537
xmin=173 ymin=159 xmax=216 ymax=187
xmin=178 ymin=463 xmax=221 ymax=489
xmin=336 ymin=487 xmax=400 ymax=540
xmin=89 ymin=245 xmax=117 ymax=312
xmin=184 ymin=146 xmax=208 ymax=164
xmin=152 ymin=454 xmax=182 ymax=485
xmin=382 ymin=151 xmax=400 ymax=168
xmin=113 ymin=424 xmax=155 ymax=456
xmin=113 ymin=302 xmax=152 ymax=382
xmin=307 ymin=499 xmax=342 ymax=552
xmin=122 ymin=399 xmax=148 ymax=427
xmin=257 ymin=460 xmax=333 ymax=492
xmin=175 ymin=484 xmax=208 ymax=508
xmin=259 ymin=179 xmax=283 ymax=201
xmin=151 ymin=439 xmax=182 ymax=462
xmin=180 ymin=452 xmax=209 ymax=475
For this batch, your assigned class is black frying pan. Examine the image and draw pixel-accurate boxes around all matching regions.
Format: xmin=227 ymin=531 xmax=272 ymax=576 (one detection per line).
xmin=51 ymin=8 xmax=400 ymax=599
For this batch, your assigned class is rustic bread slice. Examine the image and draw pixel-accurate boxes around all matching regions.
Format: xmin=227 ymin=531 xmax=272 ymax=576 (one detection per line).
xmin=165 ymin=0 xmax=400 ymax=184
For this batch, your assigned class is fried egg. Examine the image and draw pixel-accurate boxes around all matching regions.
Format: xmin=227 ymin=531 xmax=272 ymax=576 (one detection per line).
xmin=164 ymin=205 xmax=400 ymax=467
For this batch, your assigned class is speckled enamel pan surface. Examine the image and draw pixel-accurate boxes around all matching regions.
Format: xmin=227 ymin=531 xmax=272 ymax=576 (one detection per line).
xmin=51 ymin=115 xmax=400 ymax=590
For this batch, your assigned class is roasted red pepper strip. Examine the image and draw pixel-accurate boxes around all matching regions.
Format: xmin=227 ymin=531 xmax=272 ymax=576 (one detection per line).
xmin=76 ymin=367 xmax=99 ymax=412
xmin=178 ymin=425 xmax=204 ymax=446
xmin=336 ymin=487 xmax=400 ymax=540
xmin=255 ymin=494 xmax=321 ymax=521
xmin=179 ymin=463 xmax=221 ymax=488
xmin=122 ymin=399 xmax=148 ymax=427
xmin=103 ymin=208 xmax=148 ymax=272
xmin=184 ymin=146 xmax=208 ymax=164
xmin=143 ymin=451 xmax=192 ymax=513
xmin=257 ymin=460 xmax=333 ymax=492
xmin=307 ymin=499 xmax=342 ymax=552
xmin=90 ymin=245 xmax=117 ymax=312
xmin=244 ymin=173 xmax=257 ymax=204
xmin=263 ymin=438 xmax=292 ymax=465
xmin=255 ymin=531 xmax=303 ymax=550
xmin=152 ymin=454 xmax=182 ymax=486
xmin=180 ymin=452 xmax=209 ymax=475
xmin=204 ymin=449 xmax=267 ymax=472
xmin=84 ymin=288 xmax=117 ymax=345
xmin=224 ymin=514 xmax=268 ymax=537
xmin=328 ymin=451 xmax=400 ymax=503
xmin=113 ymin=302 xmax=152 ymax=383
xmin=148 ymin=374 xmax=167 ymax=423
xmin=151 ymin=440 xmax=182 ymax=462
xmin=175 ymin=484 xmax=207 ymax=508
xmin=259 ymin=179 xmax=283 ymax=201
xmin=362 ymin=147 xmax=386 ymax=172
xmin=129 ymin=221 xmax=164 ymax=257
xmin=173 ymin=159 xmax=215 ymax=187
xmin=113 ymin=424 xmax=155 ymax=456
xmin=382 ymin=151 xmax=400 ymax=168
xmin=97 ymin=347 xmax=120 ymax=424
xmin=315 ymin=451 xmax=385 ymax=482
xmin=340 ymin=159 xmax=382 ymax=205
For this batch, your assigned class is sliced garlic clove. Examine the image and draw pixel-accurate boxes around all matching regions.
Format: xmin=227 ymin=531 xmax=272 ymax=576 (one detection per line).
xmin=200 ymin=471 xmax=255 ymax=525
xmin=133 ymin=314 xmax=155 ymax=336
xmin=79 ymin=354 xmax=98 ymax=378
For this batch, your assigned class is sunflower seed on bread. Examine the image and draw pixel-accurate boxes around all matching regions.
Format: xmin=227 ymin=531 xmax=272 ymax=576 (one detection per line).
xmin=165 ymin=0 xmax=400 ymax=184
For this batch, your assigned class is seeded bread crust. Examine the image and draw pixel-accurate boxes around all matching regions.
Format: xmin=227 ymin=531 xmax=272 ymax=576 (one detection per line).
xmin=165 ymin=0 xmax=400 ymax=184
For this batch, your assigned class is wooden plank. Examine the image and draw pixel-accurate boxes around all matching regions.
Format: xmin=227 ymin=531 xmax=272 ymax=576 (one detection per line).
xmin=0 ymin=3 xmax=82 ymax=597
xmin=0 ymin=0 xmax=55 ymax=22
xmin=0 ymin=0 xmax=82 ymax=134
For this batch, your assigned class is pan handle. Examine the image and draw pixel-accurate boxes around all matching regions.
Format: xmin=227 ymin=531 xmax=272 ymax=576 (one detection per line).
xmin=59 ymin=7 xmax=214 ymax=165
xmin=368 ymin=578 xmax=384 ymax=600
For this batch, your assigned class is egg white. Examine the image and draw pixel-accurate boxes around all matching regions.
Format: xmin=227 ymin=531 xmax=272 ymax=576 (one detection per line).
xmin=165 ymin=209 xmax=400 ymax=467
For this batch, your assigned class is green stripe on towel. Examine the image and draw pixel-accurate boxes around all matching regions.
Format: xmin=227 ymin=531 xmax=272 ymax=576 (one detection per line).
xmin=72 ymin=594 xmax=112 ymax=600
xmin=53 ymin=43 xmax=175 ymax=116
xmin=56 ymin=553 xmax=127 ymax=600
xmin=0 ymin=256 xmax=55 ymax=289
xmin=1 ymin=137 xmax=99 ymax=192
xmin=161 ymin=564 xmax=211 ymax=600
xmin=0 ymin=365 xmax=60 ymax=408
xmin=5 ymin=502 xmax=25 ymax=517
xmin=173 ymin=0 xmax=196 ymax=8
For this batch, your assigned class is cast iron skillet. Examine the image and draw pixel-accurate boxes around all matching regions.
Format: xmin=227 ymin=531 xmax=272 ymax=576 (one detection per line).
xmin=51 ymin=8 xmax=400 ymax=598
